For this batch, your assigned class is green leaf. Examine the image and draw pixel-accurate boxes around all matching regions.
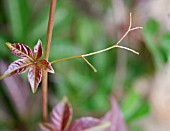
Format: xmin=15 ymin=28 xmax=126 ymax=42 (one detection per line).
xmin=130 ymin=100 xmax=150 ymax=120
xmin=160 ymin=32 xmax=170 ymax=56
xmin=143 ymin=19 xmax=164 ymax=69
xmin=121 ymin=91 xmax=150 ymax=121
xmin=144 ymin=19 xmax=159 ymax=36
xmin=27 ymin=7 xmax=68 ymax=43
xmin=0 ymin=37 xmax=8 ymax=57
xmin=6 ymin=0 xmax=24 ymax=40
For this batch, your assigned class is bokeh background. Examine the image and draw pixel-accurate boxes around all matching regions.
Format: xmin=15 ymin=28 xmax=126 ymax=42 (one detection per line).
xmin=0 ymin=0 xmax=170 ymax=130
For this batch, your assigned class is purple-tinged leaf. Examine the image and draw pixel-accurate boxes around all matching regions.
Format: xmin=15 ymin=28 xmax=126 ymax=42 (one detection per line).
xmin=0 ymin=60 xmax=30 ymax=116
xmin=33 ymin=40 xmax=43 ymax=61
xmin=6 ymin=42 xmax=33 ymax=60
xmin=50 ymin=97 xmax=72 ymax=131
xmin=38 ymin=123 xmax=55 ymax=131
xmin=68 ymin=117 xmax=101 ymax=131
xmin=101 ymin=97 xmax=127 ymax=131
xmin=37 ymin=60 xmax=54 ymax=73
xmin=0 ymin=59 xmax=32 ymax=80
xmin=28 ymin=65 xmax=42 ymax=93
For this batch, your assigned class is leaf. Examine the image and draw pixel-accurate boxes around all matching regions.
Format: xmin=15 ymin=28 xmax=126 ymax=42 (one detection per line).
xmin=38 ymin=123 xmax=56 ymax=131
xmin=143 ymin=19 xmax=163 ymax=69
xmin=6 ymin=0 xmax=23 ymax=40
xmin=28 ymin=65 xmax=42 ymax=93
xmin=6 ymin=42 xmax=33 ymax=61
xmin=160 ymin=32 xmax=170 ymax=56
xmin=33 ymin=39 xmax=43 ymax=60
xmin=50 ymin=97 xmax=72 ymax=131
xmin=0 ymin=39 xmax=47 ymax=93
xmin=37 ymin=60 xmax=54 ymax=73
xmin=68 ymin=117 xmax=101 ymax=131
xmin=144 ymin=19 xmax=159 ymax=36
xmin=0 ymin=60 xmax=30 ymax=117
xmin=0 ymin=59 xmax=32 ymax=80
xmin=101 ymin=97 xmax=127 ymax=131
xmin=121 ymin=92 xmax=150 ymax=121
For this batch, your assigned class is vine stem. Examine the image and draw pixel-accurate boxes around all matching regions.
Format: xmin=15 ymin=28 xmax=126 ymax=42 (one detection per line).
xmin=50 ymin=13 xmax=143 ymax=72
xmin=42 ymin=0 xmax=56 ymax=122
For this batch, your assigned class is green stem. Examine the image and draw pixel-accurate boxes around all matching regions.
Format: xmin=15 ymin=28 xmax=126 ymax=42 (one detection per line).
xmin=50 ymin=55 xmax=82 ymax=64
xmin=50 ymin=13 xmax=142 ymax=67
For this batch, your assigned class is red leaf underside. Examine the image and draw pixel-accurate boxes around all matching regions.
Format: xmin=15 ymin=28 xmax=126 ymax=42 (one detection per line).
xmin=0 ymin=59 xmax=32 ymax=80
xmin=28 ymin=65 xmax=42 ymax=93
xmin=6 ymin=43 xmax=33 ymax=60
xmin=33 ymin=40 xmax=43 ymax=61
xmin=50 ymin=98 xmax=72 ymax=131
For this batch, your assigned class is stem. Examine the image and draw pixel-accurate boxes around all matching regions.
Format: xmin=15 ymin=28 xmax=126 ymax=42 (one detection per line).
xmin=82 ymin=56 xmax=97 ymax=72
xmin=42 ymin=0 xmax=56 ymax=122
xmin=50 ymin=13 xmax=142 ymax=71
xmin=50 ymin=55 xmax=82 ymax=64
xmin=115 ymin=45 xmax=139 ymax=55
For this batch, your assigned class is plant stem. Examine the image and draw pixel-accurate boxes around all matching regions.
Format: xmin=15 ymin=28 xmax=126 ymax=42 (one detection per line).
xmin=50 ymin=13 xmax=142 ymax=71
xmin=42 ymin=0 xmax=56 ymax=122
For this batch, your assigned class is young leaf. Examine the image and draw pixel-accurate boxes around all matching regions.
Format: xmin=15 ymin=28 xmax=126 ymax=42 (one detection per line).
xmin=37 ymin=60 xmax=54 ymax=73
xmin=68 ymin=117 xmax=101 ymax=131
xmin=33 ymin=40 xmax=43 ymax=60
xmin=0 ymin=59 xmax=32 ymax=80
xmin=101 ymin=97 xmax=127 ymax=131
xmin=6 ymin=42 xmax=34 ymax=61
xmin=50 ymin=97 xmax=72 ymax=131
xmin=1 ymin=39 xmax=55 ymax=93
xmin=28 ymin=65 xmax=42 ymax=93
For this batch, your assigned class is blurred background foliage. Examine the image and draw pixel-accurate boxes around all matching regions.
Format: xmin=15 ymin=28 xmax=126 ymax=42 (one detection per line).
xmin=0 ymin=0 xmax=170 ymax=130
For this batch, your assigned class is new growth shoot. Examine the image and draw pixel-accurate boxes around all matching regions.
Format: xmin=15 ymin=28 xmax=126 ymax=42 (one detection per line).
xmin=50 ymin=13 xmax=143 ymax=72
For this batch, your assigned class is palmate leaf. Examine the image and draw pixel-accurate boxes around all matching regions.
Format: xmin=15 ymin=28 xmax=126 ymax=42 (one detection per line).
xmin=0 ymin=59 xmax=32 ymax=80
xmin=33 ymin=40 xmax=43 ymax=61
xmin=28 ymin=65 xmax=42 ymax=93
xmin=1 ymin=39 xmax=54 ymax=93
xmin=50 ymin=97 xmax=72 ymax=131
xmin=6 ymin=42 xmax=34 ymax=61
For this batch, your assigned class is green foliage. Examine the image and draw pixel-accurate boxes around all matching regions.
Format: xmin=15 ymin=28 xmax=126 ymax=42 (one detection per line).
xmin=143 ymin=19 xmax=170 ymax=69
xmin=121 ymin=91 xmax=150 ymax=121
xmin=160 ymin=32 xmax=170 ymax=59
xmin=143 ymin=19 xmax=164 ymax=69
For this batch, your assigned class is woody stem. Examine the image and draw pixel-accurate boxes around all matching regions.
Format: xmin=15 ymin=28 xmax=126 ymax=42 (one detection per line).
xmin=42 ymin=0 xmax=56 ymax=122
